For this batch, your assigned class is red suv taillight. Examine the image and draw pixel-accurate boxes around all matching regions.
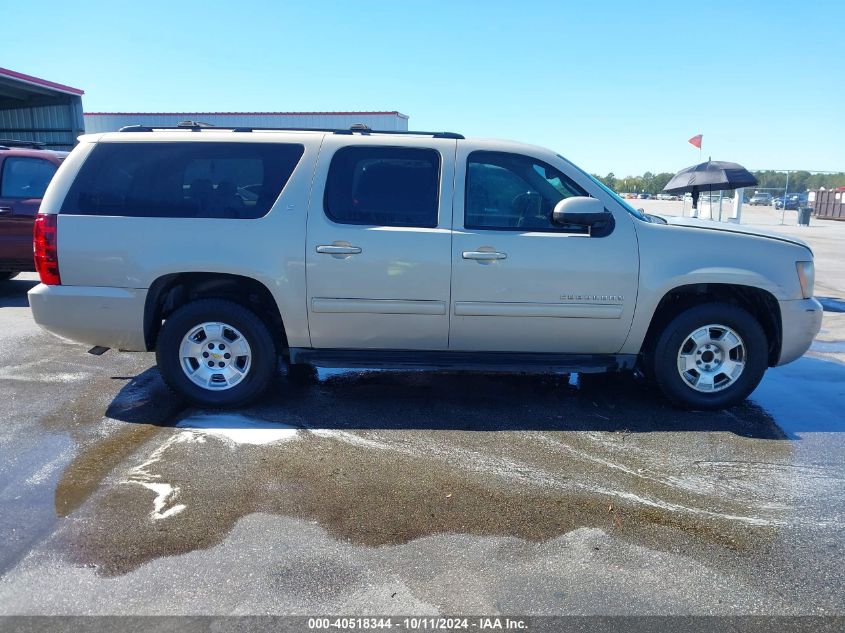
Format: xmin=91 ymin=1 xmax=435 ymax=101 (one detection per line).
xmin=33 ymin=213 xmax=61 ymax=285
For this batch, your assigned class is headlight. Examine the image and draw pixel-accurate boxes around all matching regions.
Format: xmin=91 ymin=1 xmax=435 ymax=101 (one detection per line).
xmin=796 ymin=261 xmax=814 ymax=299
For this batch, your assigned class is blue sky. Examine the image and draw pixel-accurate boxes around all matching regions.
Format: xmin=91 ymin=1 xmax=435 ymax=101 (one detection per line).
xmin=5 ymin=0 xmax=843 ymax=175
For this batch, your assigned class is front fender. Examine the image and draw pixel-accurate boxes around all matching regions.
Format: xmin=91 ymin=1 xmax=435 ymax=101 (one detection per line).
xmin=649 ymin=267 xmax=787 ymax=302
xmin=620 ymin=221 xmax=806 ymax=355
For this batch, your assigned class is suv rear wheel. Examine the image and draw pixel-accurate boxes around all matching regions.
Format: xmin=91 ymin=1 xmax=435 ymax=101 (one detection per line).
xmin=652 ymin=303 xmax=768 ymax=410
xmin=156 ymin=299 xmax=276 ymax=407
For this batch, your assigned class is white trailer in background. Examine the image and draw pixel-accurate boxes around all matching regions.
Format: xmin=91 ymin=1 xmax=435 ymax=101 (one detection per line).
xmin=84 ymin=111 xmax=410 ymax=133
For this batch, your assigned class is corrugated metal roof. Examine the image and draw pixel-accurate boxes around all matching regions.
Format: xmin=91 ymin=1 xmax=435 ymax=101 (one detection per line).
xmin=0 ymin=67 xmax=84 ymax=96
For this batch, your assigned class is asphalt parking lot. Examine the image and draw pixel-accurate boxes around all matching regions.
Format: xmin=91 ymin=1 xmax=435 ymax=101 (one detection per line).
xmin=1 ymin=204 xmax=844 ymax=615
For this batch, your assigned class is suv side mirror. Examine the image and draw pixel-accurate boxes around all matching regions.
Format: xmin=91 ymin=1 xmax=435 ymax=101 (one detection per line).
xmin=552 ymin=196 xmax=609 ymax=228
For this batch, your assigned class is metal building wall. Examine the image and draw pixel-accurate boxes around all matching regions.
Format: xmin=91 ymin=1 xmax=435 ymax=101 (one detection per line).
xmin=0 ymin=98 xmax=84 ymax=149
xmin=83 ymin=112 xmax=409 ymax=133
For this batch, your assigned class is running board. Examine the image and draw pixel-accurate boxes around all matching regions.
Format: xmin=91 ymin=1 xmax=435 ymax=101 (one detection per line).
xmin=288 ymin=348 xmax=637 ymax=374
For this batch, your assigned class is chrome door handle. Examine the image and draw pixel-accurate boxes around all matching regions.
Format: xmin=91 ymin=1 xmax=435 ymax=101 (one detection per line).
xmin=316 ymin=245 xmax=362 ymax=255
xmin=0 ymin=207 xmax=12 ymax=216
xmin=462 ymin=250 xmax=507 ymax=261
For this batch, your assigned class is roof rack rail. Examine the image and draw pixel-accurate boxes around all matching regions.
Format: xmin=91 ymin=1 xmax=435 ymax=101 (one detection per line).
xmin=176 ymin=119 xmax=215 ymax=128
xmin=117 ymin=124 xmax=464 ymax=139
xmin=0 ymin=139 xmax=47 ymax=149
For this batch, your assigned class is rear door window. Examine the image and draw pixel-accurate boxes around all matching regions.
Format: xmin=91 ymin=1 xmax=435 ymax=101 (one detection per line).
xmin=324 ymin=146 xmax=440 ymax=227
xmin=61 ymin=142 xmax=304 ymax=219
xmin=0 ymin=157 xmax=58 ymax=198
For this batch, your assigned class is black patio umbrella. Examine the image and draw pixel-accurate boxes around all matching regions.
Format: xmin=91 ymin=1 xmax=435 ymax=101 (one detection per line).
xmin=663 ymin=159 xmax=758 ymax=211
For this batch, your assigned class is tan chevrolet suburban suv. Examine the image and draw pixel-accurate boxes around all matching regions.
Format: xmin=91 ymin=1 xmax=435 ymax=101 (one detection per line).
xmin=28 ymin=125 xmax=822 ymax=409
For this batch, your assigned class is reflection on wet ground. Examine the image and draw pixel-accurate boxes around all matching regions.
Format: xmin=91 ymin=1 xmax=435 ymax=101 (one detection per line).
xmin=48 ymin=358 xmax=845 ymax=577
xmin=53 ymin=424 xmax=161 ymax=518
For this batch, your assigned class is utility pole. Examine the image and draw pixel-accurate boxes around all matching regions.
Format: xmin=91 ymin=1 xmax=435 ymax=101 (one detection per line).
xmin=781 ymin=171 xmax=790 ymax=225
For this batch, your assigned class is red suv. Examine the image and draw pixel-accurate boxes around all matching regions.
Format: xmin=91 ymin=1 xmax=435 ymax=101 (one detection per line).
xmin=0 ymin=141 xmax=67 ymax=280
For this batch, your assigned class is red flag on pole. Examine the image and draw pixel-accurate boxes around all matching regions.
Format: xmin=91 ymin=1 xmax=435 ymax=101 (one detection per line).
xmin=688 ymin=134 xmax=703 ymax=149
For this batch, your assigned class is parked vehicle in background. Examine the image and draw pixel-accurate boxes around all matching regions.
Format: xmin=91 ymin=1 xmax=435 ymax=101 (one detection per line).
xmin=748 ymin=192 xmax=773 ymax=206
xmin=637 ymin=193 xmax=651 ymax=199
xmin=699 ymin=192 xmax=731 ymax=204
xmin=28 ymin=125 xmax=821 ymax=410
xmin=0 ymin=140 xmax=67 ymax=280
xmin=774 ymin=194 xmax=807 ymax=210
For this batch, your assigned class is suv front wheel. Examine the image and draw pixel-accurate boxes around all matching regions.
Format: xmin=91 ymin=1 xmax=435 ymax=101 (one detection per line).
xmin=652 ymin=303 xmax=768 ymax=410
xmin=156 ymin=299 xmax=276 ymax=407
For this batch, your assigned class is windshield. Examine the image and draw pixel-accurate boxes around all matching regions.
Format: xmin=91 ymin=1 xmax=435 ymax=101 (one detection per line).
xmin=558 ymin=154 xmax=649 ymax=221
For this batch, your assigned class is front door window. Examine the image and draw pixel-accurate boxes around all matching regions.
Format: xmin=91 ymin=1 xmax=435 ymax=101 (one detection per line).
xmin=465 ymin=151 xmax=587 ymax=233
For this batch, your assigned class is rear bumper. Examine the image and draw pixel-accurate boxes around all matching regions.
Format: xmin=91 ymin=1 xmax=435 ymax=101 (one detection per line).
xmin=777 ymin=297 xmax=823 ymax=365
xmin=28 ymin=283 xmax=148 ymax=351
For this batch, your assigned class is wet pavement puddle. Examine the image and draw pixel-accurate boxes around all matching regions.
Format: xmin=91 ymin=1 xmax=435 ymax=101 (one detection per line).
xmin=43 ymin=362 xmax=845 ymax=577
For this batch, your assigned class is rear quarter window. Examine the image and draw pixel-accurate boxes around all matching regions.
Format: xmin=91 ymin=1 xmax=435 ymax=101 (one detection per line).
xmin=60 ymin=142 xmax=304 ymax=219
xmin=0 ymin=157 xmax=58 ymax=199
xmin=324 ymin=146 xmax=441 ymax=228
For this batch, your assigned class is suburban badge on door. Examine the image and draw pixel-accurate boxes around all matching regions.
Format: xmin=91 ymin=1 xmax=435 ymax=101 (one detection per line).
xmin=560 ymin=294 xmax=625 ymax=302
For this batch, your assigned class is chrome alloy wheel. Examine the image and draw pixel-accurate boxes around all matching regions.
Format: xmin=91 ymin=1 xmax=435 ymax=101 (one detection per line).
xmin=178 ymin=322 xmax=252 ymax=390
xmin=676 ymin=324 xmax=746 ymax=393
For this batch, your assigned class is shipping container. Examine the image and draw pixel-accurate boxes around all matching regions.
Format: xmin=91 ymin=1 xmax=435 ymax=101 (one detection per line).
xmin=809 ymin=189 xmax=845 ymax=221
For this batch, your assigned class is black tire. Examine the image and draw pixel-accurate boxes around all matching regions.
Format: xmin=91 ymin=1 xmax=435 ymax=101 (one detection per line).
xmin=652 ymin=303 xmax=768 ymax=410
xmin=156 ymin=298 xmax=276 ymax=407
xmin=0 ymin=271 xmax=16 ymax=281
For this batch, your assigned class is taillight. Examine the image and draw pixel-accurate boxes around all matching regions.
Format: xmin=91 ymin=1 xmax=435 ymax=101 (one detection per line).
xmin=33 ymin=213 xmax=61 ymax=285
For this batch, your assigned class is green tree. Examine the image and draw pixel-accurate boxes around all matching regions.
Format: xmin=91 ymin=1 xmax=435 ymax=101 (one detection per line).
xmin=789 ymin=171 xmax=811 ymax=193
xmin=592 ymin=169 xmax=845 ymax=195
xmin=641 ymin=171 xmax=655 ymax=194
xmin=652 ymin=172 xmax=674 ymax=193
